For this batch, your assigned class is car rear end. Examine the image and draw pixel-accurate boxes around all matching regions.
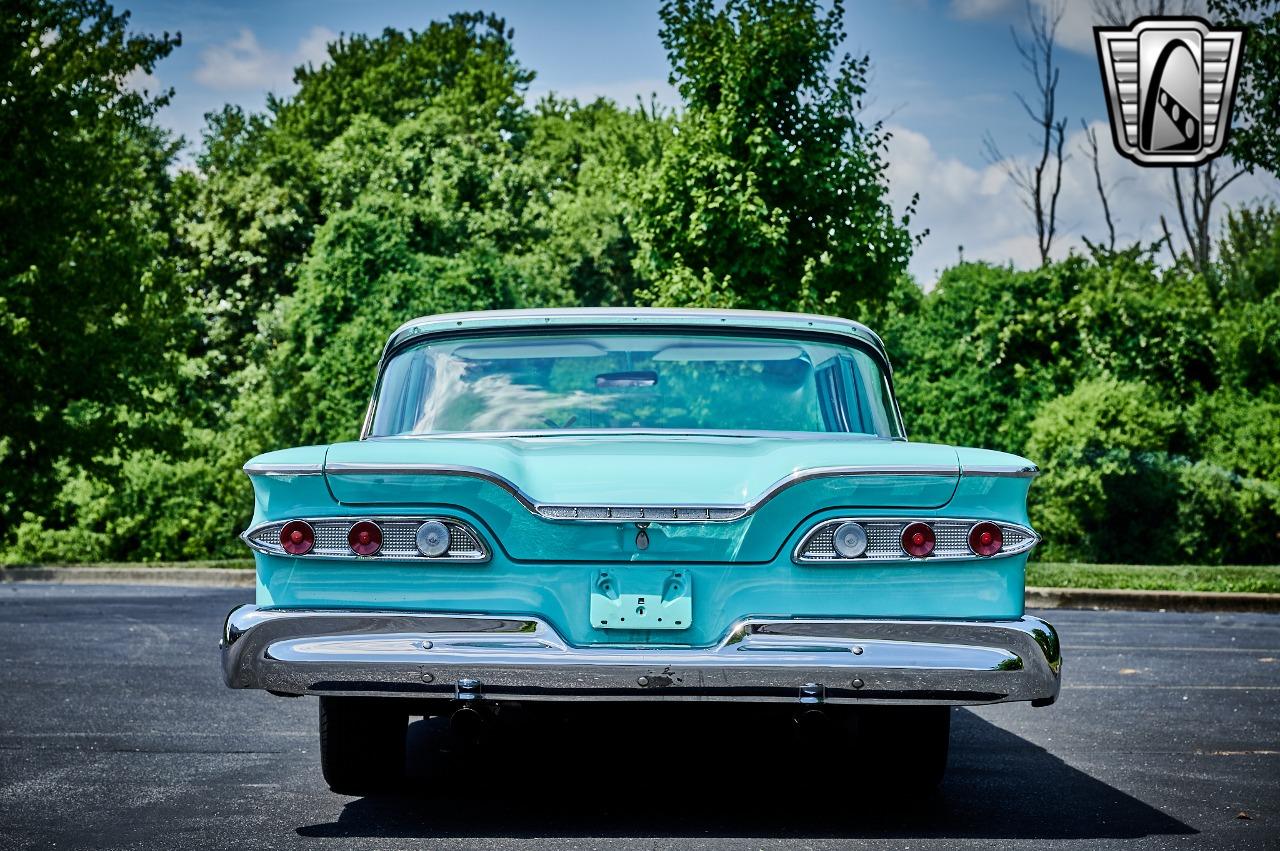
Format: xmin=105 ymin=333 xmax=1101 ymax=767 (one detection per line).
xmin=220 ymin=309 xmax=1060 ymax=793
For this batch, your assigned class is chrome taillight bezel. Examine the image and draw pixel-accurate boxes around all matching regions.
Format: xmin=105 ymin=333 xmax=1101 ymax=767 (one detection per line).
xmin=241 ymin=516 xmax=489 ymax=562
xmin=793 ymin=517 xmax=1039 ymax=564
xmin=278 ymin=520 xmax=315 ymax=556
xmin=968 ymin=521 xmax=1004 ymax=557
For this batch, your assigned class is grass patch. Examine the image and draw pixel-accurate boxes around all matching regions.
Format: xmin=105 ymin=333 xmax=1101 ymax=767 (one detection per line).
xmin=1027 ymin=563 xmax=1280 ymax=594
xmin=4 ymin=559 xmax=255 ymax=571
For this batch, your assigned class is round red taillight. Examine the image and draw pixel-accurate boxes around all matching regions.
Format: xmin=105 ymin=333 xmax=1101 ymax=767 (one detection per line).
xmin=901 ymin=522 xmax=935 ymax=558
xmin=968 ymin=522 xmax=1003 ymax=557
xmin=347 ymin=520 xmax=382 ymax=556
xmin=279 ymin=520 xmax=314 ymax=556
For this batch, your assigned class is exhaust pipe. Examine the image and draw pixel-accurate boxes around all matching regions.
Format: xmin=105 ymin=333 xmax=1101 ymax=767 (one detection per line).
xmin=450 ymin=705 xmax=485 ymax=742
xmin=792 ymin=708 xmax=828 ymax=733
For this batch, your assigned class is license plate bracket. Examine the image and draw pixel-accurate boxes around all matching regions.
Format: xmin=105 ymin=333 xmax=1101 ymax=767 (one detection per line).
xmin=591 ymin=570 xmax=692 ymax=630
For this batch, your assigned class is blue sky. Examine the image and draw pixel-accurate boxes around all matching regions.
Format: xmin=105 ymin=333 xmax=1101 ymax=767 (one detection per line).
xmin=123 ymin=0 xmax=1277 ymax=284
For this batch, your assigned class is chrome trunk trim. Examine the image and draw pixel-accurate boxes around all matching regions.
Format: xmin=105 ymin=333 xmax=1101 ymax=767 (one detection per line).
xmin=221 ymin=607 xmax=1061 ymax=706
xmin=322 ymin=462 xmax=960 ymax=523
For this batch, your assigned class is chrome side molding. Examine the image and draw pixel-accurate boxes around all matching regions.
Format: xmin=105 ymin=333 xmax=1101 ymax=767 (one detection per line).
xmin=242 ymin=462 xmax=324 ymax=477
xmin=961 ymin=464 xmax=1041 ymax=478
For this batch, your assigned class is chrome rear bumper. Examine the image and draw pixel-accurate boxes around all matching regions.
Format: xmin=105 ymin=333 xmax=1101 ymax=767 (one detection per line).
xmin=221 ymin=606 xmax=1061 ymax=706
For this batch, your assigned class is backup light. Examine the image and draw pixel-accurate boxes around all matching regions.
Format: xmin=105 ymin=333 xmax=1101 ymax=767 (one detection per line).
xmin=901 ymin=522 xmax=935 ymax=558
xmin=832 ymin=521 xmax=868 ymax=558
xmin=348 ymin=520 xmax=382 ymax=556
xmin=416 ymin=520 xmax=450 ymax=557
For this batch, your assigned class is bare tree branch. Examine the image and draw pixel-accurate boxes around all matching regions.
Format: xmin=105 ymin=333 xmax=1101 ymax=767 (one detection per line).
xmin=1093 ymin=0 xmax=1197 ymax=27
xmin=1159 ymin=214 xmax=1179 ymax=265
xmin=1171 ymin=167 xmax=1197 ymax=266
xmin=984 ymin=0 xmax=1069 ymax=266
xmin=1080 ymin=120 xmax=1117 ymax=250
xmin=1169 ymin=159 xmax=1249 ymax=276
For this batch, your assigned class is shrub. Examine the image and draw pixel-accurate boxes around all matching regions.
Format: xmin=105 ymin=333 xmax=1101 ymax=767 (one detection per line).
xmin=1025 ymin=379 xmax=1183 ymax=563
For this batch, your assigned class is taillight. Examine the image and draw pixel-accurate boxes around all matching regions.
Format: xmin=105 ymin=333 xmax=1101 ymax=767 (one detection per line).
xmin=348 ymin=520 xmax=382 ymax=556
xmin=279 ymin=520 xmax=314 ymax=555
xmin=968 ymin=522 xmax=1003 ymax=557
xmin=901 ymin=522 xmax=935 ymax=558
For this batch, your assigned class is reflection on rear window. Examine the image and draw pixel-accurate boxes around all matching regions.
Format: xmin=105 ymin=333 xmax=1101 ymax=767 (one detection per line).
xmin=369 ymin=333 xmax=901 ymax=438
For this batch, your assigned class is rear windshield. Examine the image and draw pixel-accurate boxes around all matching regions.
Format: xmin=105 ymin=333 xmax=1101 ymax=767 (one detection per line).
xmin=368 ymin=332 xmax=903 ymax=438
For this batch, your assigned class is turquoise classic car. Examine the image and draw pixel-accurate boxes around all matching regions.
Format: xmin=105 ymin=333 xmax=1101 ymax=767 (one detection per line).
xmin=222 ymin=308 xmax=1060 ymax=794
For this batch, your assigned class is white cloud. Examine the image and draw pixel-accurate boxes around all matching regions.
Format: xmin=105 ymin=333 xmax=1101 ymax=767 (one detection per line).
xmin=122 ymin=65 xmax=161 ymax=97
xmin=885 ymin=120 xmax=1279 ymax=286
xmin=194 ymin=26 xmax=336 ymax=93
xmin=949 ymin=0 xmax=1019 ymax=20
xmin=294 ymin=25 xmax=334 ymax=71
xmin=527 ymin=77 xmax=679 ymax=110
xmin=1037 ymin=0 xmax=1103 ymax=53
xmin=1030 ymin=0 xmax=1208 ymax=55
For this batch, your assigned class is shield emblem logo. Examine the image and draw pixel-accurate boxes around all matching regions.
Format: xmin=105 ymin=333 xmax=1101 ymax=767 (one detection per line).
xmin=1095 ymin=17 xmax=1246 ymax=167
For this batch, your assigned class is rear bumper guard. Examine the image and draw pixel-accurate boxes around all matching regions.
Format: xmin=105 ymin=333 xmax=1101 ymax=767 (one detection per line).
xmin=221 ymin=606 xmax=1061 ymax=706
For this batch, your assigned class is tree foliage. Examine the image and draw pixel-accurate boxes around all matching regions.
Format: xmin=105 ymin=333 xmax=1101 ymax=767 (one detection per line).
xmin=634 ymin=0 xmax=916 ymax=314
xmin=0 ymin=0 xmax=181 ymax=542
xmin=890 ymin=221 xmax=1280 ymax=564
xmin=1209 ymin=0 xmax=1280 ymax=174
xmin=2 ymin=1 xmax=1277 ymax=566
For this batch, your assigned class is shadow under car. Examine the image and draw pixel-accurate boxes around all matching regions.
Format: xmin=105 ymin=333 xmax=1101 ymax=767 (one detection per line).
xmin=296 ymin=705 xmax=1195 ymax=842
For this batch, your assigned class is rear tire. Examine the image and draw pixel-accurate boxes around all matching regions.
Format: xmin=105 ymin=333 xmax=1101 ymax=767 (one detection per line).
xmin=318 ymin=696 xmax=407 ymax=795
xmin=858 ymin=705 xmax=951 ymax=791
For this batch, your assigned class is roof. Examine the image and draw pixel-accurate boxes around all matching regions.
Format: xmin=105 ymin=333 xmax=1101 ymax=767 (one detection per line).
xmin=383 ymin=307 xmax=887 ymax=359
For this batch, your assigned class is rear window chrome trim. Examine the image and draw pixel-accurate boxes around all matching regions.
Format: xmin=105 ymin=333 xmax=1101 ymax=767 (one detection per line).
xmin=362 ymin=429 xmax=906 ymax=442
xmin=359 ymin=324 xmax=906 ymax=441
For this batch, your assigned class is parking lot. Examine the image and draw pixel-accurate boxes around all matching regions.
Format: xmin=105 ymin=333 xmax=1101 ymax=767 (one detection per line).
xmin=0 ymin=583 xmax=1276 ymax=850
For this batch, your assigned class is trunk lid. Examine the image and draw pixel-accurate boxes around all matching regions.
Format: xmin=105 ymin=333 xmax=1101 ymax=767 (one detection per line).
xmin=323 ymin=435 xmax=959 ymax=562
xmin=325 ymin=434 xmax=958 ymax=508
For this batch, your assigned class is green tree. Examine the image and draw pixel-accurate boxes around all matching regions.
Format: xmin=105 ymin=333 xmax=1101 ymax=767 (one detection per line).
xmin=1215 ymin=203 xmax=1280 ymax=305
xmin=527 ymin=96 xmax=670 ymax=308
xmin=206 ymin=29 xmax=664 ymax=449
xmin=890 ymin=250 xmax=1218 ymax=453
xmin=241 ymin=107 xmax=577 ymax=447
xmin=1025 ymin=378 xmax=1185 ymax=563
xmin=172 ymin=15 xmax=535 ymax=410
xmin=635 ymin=0 xmax=917 ymax=315
xmin=0 ymin=0 xmax=182 ymax=541
xmin=1209 ymin=0 xmax=1280 ymax=174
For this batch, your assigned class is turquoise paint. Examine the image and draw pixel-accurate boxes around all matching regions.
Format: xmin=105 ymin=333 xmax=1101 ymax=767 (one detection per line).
xmin=243 ymin=311 xmax=1039 ymax=646
xmin=326 ymin=435 xmax=960 ymax=507
xmin=250 ymin=502 xmax=1029 ymax=647
xmin=590 ymin=569 xmax=693 ymax=630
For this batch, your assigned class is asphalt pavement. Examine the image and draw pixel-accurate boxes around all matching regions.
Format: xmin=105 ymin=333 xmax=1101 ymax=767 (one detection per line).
xmin=0 ymin=583 xmax=1276 ymax=850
